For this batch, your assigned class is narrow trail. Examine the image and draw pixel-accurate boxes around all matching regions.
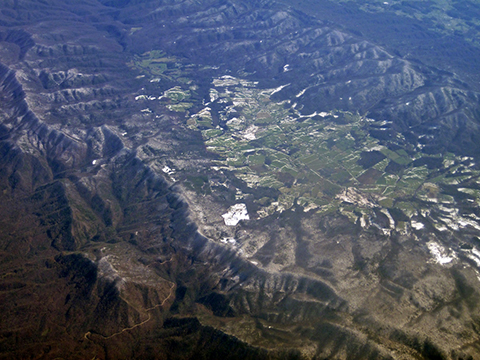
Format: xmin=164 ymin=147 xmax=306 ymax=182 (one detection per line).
xmin=84 ymin=281 xmax=175 ymax=341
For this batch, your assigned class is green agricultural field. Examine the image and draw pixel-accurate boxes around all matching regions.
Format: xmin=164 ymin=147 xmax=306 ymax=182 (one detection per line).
xmin=130 ymin=51 xmax=480 ymax=224
xmin=197 ymin=75 xmax=480 ymax=222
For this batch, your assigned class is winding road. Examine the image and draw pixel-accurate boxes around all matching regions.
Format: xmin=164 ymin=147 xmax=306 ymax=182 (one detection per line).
xmin=84 ymin=280 xmax=176 ymax=341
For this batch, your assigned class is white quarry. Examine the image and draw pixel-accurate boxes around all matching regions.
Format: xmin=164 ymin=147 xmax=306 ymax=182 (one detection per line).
xmin=222 ymin=203 xmax=250 ymax=226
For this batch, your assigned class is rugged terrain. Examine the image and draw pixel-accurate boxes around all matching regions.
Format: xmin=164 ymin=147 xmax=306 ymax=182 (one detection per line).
xmin=1 ymin=0 xmax=480 ymax=359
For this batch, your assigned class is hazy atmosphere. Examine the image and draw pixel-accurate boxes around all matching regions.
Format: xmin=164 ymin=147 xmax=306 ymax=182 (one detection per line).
xmin=1 ymin=0 xmax=480 ymax=359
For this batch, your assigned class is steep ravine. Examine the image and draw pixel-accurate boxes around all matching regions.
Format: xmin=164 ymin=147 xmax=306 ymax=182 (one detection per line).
xmin=1 ymin=0 xmax=480 ymax=359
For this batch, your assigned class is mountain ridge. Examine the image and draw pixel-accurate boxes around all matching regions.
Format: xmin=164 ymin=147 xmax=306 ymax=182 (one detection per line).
xmin=1 ymin=0 xmax=480 ymax=358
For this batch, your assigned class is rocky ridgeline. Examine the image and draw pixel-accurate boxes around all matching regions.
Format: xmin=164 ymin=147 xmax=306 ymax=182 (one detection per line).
xmin=1 ymin=0 xmax=480 ymax=359
xmin=122 ymin=0 xmax=480 ymax=156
